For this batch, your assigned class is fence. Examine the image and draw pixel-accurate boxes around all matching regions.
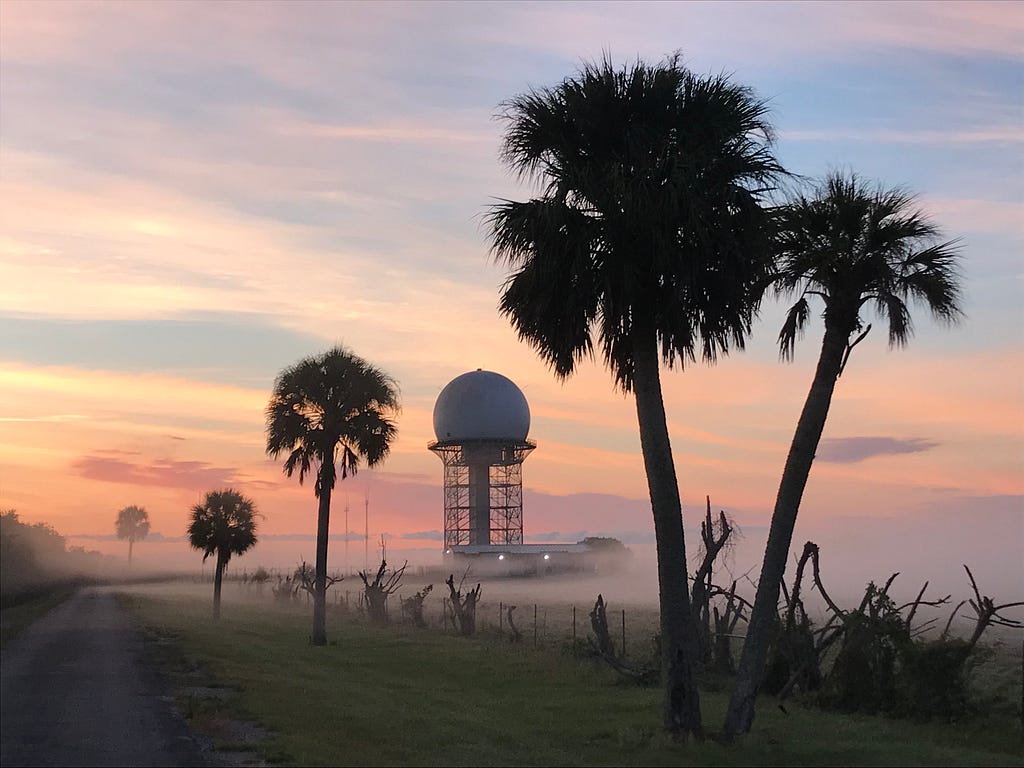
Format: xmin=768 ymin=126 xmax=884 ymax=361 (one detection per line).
xmin=224 ymin=571 xmax=665 ymax=663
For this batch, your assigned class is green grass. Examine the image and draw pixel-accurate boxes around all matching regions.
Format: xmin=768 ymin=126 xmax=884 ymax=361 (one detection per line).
xmin=125 ymin=590 xmax=1023 ymax=767
xmin=0 ymin=583 xmax=77 ymax=648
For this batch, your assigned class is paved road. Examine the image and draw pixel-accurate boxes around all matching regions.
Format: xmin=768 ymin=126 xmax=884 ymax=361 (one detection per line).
xmin=1 ymin=587 xmax=206 ymax=767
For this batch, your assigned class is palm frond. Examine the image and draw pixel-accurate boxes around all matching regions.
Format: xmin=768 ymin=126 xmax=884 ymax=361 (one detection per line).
xmin=896 ymin=240 xmax=964 ymax=324
xmin=778 ymin=296 xmax=811 ymax=361
xmin=875 ymin=290 xmax=913 ymax=346
xmin=489 ymin=198 xmax=600 ymax=379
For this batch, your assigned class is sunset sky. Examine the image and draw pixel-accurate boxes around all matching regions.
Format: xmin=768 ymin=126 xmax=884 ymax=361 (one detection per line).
xmin=1 ymin=1 xmax=1020 ymax=593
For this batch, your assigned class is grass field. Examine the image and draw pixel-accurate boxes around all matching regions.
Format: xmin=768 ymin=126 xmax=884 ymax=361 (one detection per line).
xmin=0 ymin=583 xmax=79 ymax=648
xmin=124 ymin=585 xmax=1023 ymax=767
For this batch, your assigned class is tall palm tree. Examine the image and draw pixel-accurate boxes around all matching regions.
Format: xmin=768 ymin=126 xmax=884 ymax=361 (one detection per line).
xmin=115 ymin=505 xmax=149 ymax=567
xmin=187 ymin=489 xmax=258 ymax=619
xmin=266 ymin=346 xmax=399 ymax=646
xmin=488 ymin=54 xmax=783 ymax=738
xmin=724 ymin=171 xmax=963 ymax=737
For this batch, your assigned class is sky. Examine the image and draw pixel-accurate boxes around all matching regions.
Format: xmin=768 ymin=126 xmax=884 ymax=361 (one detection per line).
xmin=0 ymin=1 xmax=1021 ymax=597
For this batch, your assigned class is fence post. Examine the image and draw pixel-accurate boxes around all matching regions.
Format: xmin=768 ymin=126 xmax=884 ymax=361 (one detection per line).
xmin=499 ymin=601 xmax=503 ymax=633
xmin=621 ymin=609 xmax=626 ymax=657
xmin=572 ymin=605 xmax=576 ymax=654
xmin=533 ymin=604 xmax=538 ymax=648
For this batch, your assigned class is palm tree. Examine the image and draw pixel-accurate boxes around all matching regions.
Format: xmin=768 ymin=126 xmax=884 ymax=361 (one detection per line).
xmin=187 ymin=489 xmax=258 ymax=619
xmin=724 ymin=171 xmax=963 ymax=737
xmin=266 ymin=346 xmax=399 ymax=646
xmin=115 ymin=505 xmax=150 ymax=567
xmin=488 ymin=54 xmax=783 ymax=738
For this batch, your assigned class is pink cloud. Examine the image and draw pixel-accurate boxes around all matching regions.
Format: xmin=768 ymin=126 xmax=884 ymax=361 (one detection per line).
xmin=71 ymin=454 xmax=278 ymax=493
xmin=817 ymin=436 xmax=940 ymax=463
xmin=919 ymin=197 xmax=1024 ymax=239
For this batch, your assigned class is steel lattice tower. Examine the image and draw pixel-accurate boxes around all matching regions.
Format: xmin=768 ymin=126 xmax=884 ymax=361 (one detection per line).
xmin=429 ymin=438 xmax=535 ymax=548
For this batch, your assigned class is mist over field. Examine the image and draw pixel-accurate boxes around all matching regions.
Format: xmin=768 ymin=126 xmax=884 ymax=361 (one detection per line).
xmin=58 ymin=498 xmax=1021 ymax=628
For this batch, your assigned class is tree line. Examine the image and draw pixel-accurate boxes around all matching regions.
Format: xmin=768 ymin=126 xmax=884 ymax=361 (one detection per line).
xmin=1 ymin=510 xmax=113 ymax=598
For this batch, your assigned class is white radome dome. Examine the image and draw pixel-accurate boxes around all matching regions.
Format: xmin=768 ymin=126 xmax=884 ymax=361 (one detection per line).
xmin=433 ymin=369 xmax=530 ymax=442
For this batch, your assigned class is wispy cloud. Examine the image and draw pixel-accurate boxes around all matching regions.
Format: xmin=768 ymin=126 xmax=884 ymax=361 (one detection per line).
xmin=782 ymin=127 xmax=1023 ymax=146
xmin=0 ymin=414 xmax=85 ymax=422
xmin=70 ymin=530 xmax=186 ymax=543
xmin=284 ymin=119 xmax=494 ymax=146
xmin=400 ymin=530 xmax=445 ymax=541
xmin=817 ymin=437 xmax=940 ymax=464
xmin=455 ymin=1 xmax=1024 ymax=70
xmin=71 ymin=454 xmax=277 ymax=492
xmin=258 ymin=533 xmax=368 ymax=542
xmin=919 ymin=197 xmax=1024 ymax=240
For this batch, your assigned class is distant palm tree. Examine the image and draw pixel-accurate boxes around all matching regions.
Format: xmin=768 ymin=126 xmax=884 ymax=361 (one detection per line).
xmin=266 ymin=346 xmax=399 ymax=646
xmin=488 ymin=54 xmax=782 ymax=738
xmin=187 ymin=489 xmax=259 ymax=619
xmin=115 ymin=505 xmax=150 ymax=567
xmin=724 ymin=171 xmax=963 ymax=737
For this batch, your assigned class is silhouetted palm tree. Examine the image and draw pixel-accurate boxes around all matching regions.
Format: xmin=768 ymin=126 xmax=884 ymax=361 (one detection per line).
xmin=266 ymin=346 xmax=399 ymax=646
xmin=187 ymin=489 xmax=258 ymax=619
xmin=115 ymin=505 xmax=149 ymax=567
xmin=488 ymin=54 xmax=782 ymax=738
xmin=724 ymin=171 xmax=963 ymax=737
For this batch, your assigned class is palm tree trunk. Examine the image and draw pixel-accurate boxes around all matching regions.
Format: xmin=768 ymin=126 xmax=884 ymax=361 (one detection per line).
xmin=632 ymin=325 xmax=703 ymax=739
xmin=213 ymin=551 xmax=225 ymax=620
xmin=723 ymin=323 xmax=848 ymax=737
xmin=128 ymin=539 xmax=133 ymax=567
xmin=312 ymin=468 xmax=333 ymax=646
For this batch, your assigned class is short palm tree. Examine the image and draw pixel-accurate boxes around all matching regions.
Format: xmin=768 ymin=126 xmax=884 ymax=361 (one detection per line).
xmin=724 ymin=171 xmax=963 ymax=736
xmin=187 ymin=489 xmax=258 ymax=619
xmin=266 ymin=346 xmax=399 ymax=646
xmin=488 ymin=54 xmax=783 ymax=738
xmin=115 ymin=505 xmax=149 ymax=567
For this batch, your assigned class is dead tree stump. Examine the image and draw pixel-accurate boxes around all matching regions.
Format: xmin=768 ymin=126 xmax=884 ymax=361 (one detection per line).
xmin=400 ymin=584 xmax=433 ymax=628
xmin=445 ymin=572 xmax=482 ymax=636
xmin=358 ymin=559 xmax=406 ymax=625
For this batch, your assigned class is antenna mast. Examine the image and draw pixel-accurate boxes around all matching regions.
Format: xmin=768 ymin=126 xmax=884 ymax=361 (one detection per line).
xmin=344 ymin=496 xmax=350 ymax=577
